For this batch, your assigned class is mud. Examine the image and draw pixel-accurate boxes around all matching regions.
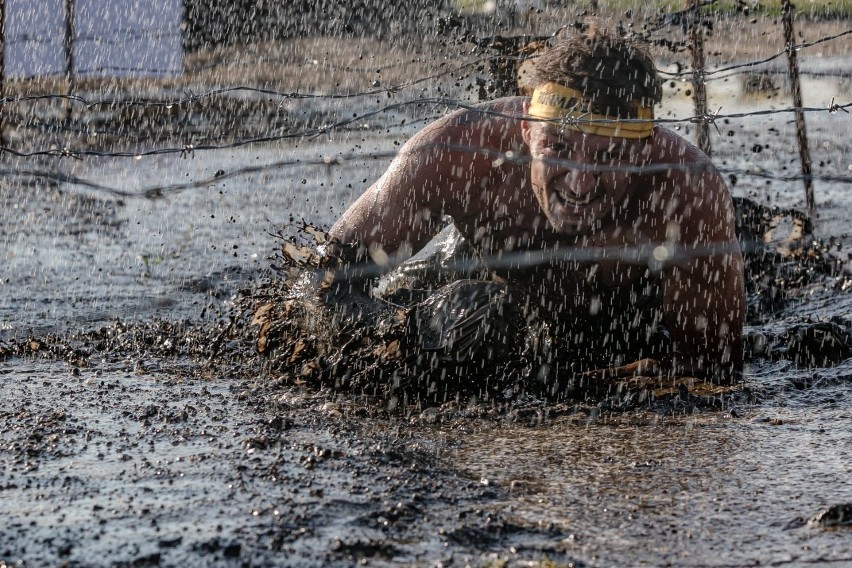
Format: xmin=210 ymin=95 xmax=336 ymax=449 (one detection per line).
xmin=3 ymin=364 xmax=544 ymax=567
xmin=3 ymin=341 xmax=851 ymax=566
xmin=3 ymin=17 xmax=852 ymax=567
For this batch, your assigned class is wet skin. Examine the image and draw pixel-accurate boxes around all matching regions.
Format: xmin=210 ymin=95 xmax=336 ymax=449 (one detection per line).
xmin=329 ymin=97 xmax=744 ymax=379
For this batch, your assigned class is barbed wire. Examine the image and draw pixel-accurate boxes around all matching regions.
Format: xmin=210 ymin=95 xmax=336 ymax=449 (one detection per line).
xmin=2 ymin=21 xmax=848 ymax=102
xmin=1 ymin=96 xmax=849 ymax=161
xmin=327 ymin=239 xmax=758 ymax=285
xmin=2 ymin=142 xmax=850 ymax=203
xmin=2 ymin=106 xmax=446 ymax=148
xmin=655 ymin=27 xmax=852 ymax=80
xmin=71 ymin=66 xmax=182 ymax=76
xmin=0 ymin=55 xmax=496 ymax=106
xmin=11 ymin=89 xmax=847 ymax=152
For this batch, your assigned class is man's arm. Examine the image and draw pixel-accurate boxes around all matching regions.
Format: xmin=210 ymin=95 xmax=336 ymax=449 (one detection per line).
xmin=314 ymin=141 xmax=451 ymax=304
xmin=663 ymin=241 xmax=744 ymax=379
xmin=661 ymin=172 xmax=745 ymax=380
xmin=328 ymin=150 xmax=445 ymax=267
xmin=328 ymin=101 xmax=522 ymax=268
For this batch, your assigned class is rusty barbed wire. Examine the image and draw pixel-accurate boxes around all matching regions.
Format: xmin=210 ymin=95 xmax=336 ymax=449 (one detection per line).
xmin=1 ymin=96 xmax=850 ymax=160
xmin=655 ymin=28 xmax=852 ymax=80
xmin=2 ymin=141 xmax=850 ymax=203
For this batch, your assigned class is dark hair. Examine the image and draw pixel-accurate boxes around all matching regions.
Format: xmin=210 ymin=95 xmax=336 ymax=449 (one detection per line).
xmin=530 ymin=21 xmax=662 ymax=118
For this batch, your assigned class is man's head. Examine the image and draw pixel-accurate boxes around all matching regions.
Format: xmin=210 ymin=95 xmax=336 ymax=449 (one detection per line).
xmin=528 ymin=22 xmax=661 ymax=118
xmin=521 ymin=24 xmax=661 ymax=235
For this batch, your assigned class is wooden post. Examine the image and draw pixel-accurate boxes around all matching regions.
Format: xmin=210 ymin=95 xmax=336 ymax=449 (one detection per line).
xmin=688 ymin=0 xmax=711 ymax=157
xmin=781 ymin=0 xmax=815 ymax=224
xmin=65 ymin=0 xmax=74 ymax=123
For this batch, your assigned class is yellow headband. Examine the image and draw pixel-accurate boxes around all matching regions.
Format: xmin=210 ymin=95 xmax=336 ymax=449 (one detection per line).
xmin=528 ymin=82 xmax=654 ymax=139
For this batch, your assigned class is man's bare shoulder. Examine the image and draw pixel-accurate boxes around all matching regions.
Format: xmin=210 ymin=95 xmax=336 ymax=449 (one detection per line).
xmin=651 ymin=127 xmax=711 ymax=164
xmin=651 ymin=127 xmax=728 ymax=193
xmin=648 ymin=127 xmax=736 ymax=240
xmin=452 ymin=96 xmax=528 ymax=124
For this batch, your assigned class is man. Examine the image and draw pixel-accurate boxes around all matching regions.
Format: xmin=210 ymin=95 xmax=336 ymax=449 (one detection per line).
xmin=326 ymin=24 xmax=744 ymax=382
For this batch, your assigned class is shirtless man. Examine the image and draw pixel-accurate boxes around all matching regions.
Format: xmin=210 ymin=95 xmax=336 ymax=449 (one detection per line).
xmin=327 ymin=25 xmax=744 ymax=381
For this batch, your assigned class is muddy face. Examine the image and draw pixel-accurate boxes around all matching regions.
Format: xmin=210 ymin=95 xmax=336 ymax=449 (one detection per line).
xmin=523 ymin=121 xmax=649 ymax=235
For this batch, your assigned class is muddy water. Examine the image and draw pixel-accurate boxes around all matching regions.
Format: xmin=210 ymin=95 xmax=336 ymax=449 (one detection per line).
xmin=2 ymin=66 xmax=852 ymax=566
xmin=454 ymin=360 xmax=852 ymax=566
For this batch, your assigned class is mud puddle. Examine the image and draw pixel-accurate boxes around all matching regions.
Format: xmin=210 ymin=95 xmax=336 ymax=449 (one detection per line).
xmin=452 ymin=360 xmax=852 ymax=567
xmin=1 ymin=359 xmax=579 ymax=567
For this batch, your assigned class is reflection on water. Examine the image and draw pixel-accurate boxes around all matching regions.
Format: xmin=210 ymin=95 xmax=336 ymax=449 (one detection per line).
xmin=453 ymin=360 xmax=852 ymax=565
